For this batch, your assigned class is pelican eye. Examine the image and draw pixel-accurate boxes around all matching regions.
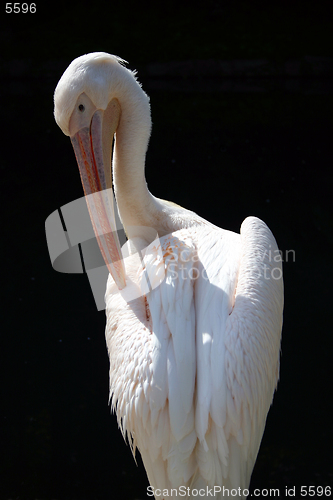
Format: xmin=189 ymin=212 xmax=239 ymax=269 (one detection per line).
xmin=78 ymin=104 xmax=85 ymax=112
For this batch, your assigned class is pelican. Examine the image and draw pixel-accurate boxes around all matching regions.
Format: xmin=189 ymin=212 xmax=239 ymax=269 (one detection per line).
xmin=54 ymin=52 xmax=283 ymax=500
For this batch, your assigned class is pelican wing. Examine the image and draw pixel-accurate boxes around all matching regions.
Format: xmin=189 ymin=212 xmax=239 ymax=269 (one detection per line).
xmin=144 ymin=233 xmax=198 ymax=488
xmin=106 ymin=232 xmax=198 ymax=489
xmin=194 ymin=217 xmax=283 ymax=493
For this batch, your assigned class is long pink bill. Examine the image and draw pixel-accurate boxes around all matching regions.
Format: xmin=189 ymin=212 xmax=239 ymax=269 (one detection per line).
xmin=71 ymin=110 xmax=126 ymax=289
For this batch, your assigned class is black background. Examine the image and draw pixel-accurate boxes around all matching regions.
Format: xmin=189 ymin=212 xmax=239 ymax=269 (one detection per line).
xmin=1 ymin=1 xmax=332 ymax=498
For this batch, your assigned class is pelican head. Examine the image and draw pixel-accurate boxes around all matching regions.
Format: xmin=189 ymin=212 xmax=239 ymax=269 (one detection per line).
xmin=54 ymin=52 xmax=151 ymax=290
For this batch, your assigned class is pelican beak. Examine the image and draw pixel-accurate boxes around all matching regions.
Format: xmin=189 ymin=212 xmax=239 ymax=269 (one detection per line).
xmin=70 ymin=101 xmax=126 ymax=289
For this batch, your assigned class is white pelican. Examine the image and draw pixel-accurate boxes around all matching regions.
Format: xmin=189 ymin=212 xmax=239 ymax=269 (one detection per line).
xmin=54 ymin=52 xmax=283 ymax=500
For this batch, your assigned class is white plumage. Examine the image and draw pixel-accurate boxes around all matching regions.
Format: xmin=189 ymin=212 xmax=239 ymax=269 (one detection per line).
xmin=54 ymin=52 xmax=283 ymax=499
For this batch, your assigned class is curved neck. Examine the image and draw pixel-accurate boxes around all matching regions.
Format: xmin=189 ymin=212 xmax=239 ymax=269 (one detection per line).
xmin=112 ymin=85 xmax=158 ymax=232
xmin=110 ymin=75 xmax=206 ymax=240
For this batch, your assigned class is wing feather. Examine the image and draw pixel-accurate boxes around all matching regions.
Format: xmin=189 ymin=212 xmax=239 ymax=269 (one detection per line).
xmin=193 ymin=218 xmax=282 ymax=493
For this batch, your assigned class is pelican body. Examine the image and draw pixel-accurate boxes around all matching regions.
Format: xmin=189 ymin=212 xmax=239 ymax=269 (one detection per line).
xmin=54 ymin=53 xmax=283 ymax=500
